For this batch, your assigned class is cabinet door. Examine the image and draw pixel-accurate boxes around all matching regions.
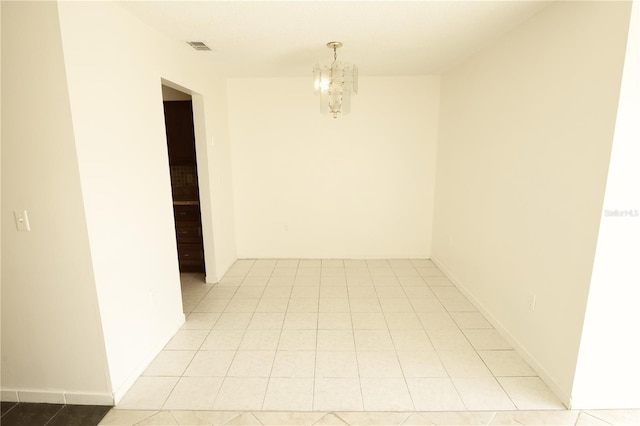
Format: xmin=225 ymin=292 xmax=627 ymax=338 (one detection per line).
xmin=175 ymin=223 xmax=202 ymax=244
xmin=173 ymin=204 xmax=205 ymax=273
xmin=164 ymin=101 xmax=196 ymax=165
xmin=177 ymin=244 xmax=205 ymax=272
xmin=173 ymin=204 xmax=200 ymax=222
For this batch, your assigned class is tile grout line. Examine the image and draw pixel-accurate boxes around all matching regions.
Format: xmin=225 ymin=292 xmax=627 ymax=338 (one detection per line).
xmin=342 ymin=260 xmax=364 ymax=412
xmin=261 ymin=259 xmax=299 ymax=411
xmin=0 ymin=402 xmax=18 ymax=419
xmin=132 ymin=259 xmax=568 ymax=414
xmin=213 ymin=265 xmax=249 ymax=385
xmin=298 ymin=259 xmax=321 ymax=411
xmin=430 ymin=304 xmax=473 ymax=412
xmin=226 ymin=259 xmax=273 ymax=411
xmin=129 ymin=410 xmax=160 ymax=425
xmin=176 ymin=271 xmax=220 ymax=397
xmin=486 ymin=410 xmax=498 ymax=425
xmin=389 ymin=261 xmax=420 ymax=412
xmin=309 ymin=260 xmax=320 ymax=412
xmin=578 ymin=410 xmax=616 ymax=425
xmin=351 ymin=260 xmax=375 ymax=412
xmin=155 ymin=272 xmax=215 ymax=412
xmin=250 ymin=259 xmax=279 ymax=411
xmin=314 ymin=260 xmax=327 ymax=411
xmin=423 ymin=265 xmax=511 ymax=412
xmin=433 ymin=273 xmax=522 ymax=412
xmin=369 ymin=259 xmax=415 ymax=412
xmin=41 ymin=404 xmax=66 ymax=426
xmin=183 ymin=262 xmax=250 ymax=411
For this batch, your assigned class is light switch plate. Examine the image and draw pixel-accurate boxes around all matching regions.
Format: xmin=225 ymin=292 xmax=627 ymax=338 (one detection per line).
xmin=14 ymin=210 xmax=31 ymax=232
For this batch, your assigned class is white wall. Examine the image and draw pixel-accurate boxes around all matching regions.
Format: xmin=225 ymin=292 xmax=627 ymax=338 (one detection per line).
xmin=228 ymin=76 xmax=440 ymax=259
xmin=572 ymin=1 xmax=640 ymax=409
xmin=1 ymin=2 xmax=111 ymax=403
xmin=431 ymin=1 xmax=631 ymax=405
xmin=197 ymin=78 xmax=238 ymax=282
xmin=0 ymin=1 xmax=237 ymax=403
xmin=1 ymin=1 xmax=3 ymax=399
xmin=56 ymin=1 xmax=237 ymax=399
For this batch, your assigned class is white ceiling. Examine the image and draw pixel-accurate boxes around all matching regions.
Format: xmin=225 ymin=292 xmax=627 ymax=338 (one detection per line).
xmin=117 ymin=1 xmax=551 ymax=77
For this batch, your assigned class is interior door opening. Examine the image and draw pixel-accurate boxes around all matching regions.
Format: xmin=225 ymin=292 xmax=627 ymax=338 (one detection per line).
xmin=161 ymin=84 xmax=206 ymax=274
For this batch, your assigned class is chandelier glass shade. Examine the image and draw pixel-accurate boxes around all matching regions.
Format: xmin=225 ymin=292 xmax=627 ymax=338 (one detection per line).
xmin=313 ymin=42 xmax=358 ymax=118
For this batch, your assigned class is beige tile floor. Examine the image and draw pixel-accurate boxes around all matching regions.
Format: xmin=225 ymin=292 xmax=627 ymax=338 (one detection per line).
xmin=105 ymin=260 xmax=640 ymax=425
xmin=99 ymin=408 xmax=640 ymax=425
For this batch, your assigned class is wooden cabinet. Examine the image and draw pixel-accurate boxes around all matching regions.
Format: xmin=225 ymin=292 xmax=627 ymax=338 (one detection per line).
xmin=173 ymin=203 xmax=205 ymax=273
xmin=163 ymin=99 xmax=205 ymax=273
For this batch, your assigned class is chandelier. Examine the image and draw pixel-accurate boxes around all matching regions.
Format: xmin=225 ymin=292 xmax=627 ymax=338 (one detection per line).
xmin=313 ymin=42 xmax=358 ymax=118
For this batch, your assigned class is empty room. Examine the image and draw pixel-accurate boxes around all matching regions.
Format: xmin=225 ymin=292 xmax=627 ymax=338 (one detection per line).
xmin=2 ymin=1 xmax=639 ymax=425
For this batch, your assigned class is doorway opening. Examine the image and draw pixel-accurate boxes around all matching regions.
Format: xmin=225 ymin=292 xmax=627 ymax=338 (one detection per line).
xmin=161 ymin=84 xmax=206 ymax=275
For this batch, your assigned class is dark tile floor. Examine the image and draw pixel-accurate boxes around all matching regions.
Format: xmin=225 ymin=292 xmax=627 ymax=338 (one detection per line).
xmin=0 ymin=401 xmax=111 ymax=426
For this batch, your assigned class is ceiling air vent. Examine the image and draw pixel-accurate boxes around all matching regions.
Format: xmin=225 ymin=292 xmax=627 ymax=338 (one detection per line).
xmin=187 ymin=41 xmax=211 ymax=51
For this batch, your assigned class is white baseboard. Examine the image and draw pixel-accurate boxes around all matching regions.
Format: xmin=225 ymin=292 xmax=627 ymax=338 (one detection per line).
xmin=65 ymin=392 xmax=114 ymax=405
xmin=234 ymin=255 xmax=432 ymax=261
xmin=431 ymin=256 xmax=572 ymax=408
xmin=0 ymin=388 xmax=113 ymax=405
xmin=1 ymin=390 xmax=19 ymax=402
xmin=1 ymin=317 xmax=186 ymax=407
xmin=16 ymin=390 xmax=65 ymax=404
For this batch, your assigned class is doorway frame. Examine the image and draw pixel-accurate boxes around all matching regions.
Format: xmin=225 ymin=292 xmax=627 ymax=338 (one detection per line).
xmin=161 ymin=78 xmax=217 ymax=283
